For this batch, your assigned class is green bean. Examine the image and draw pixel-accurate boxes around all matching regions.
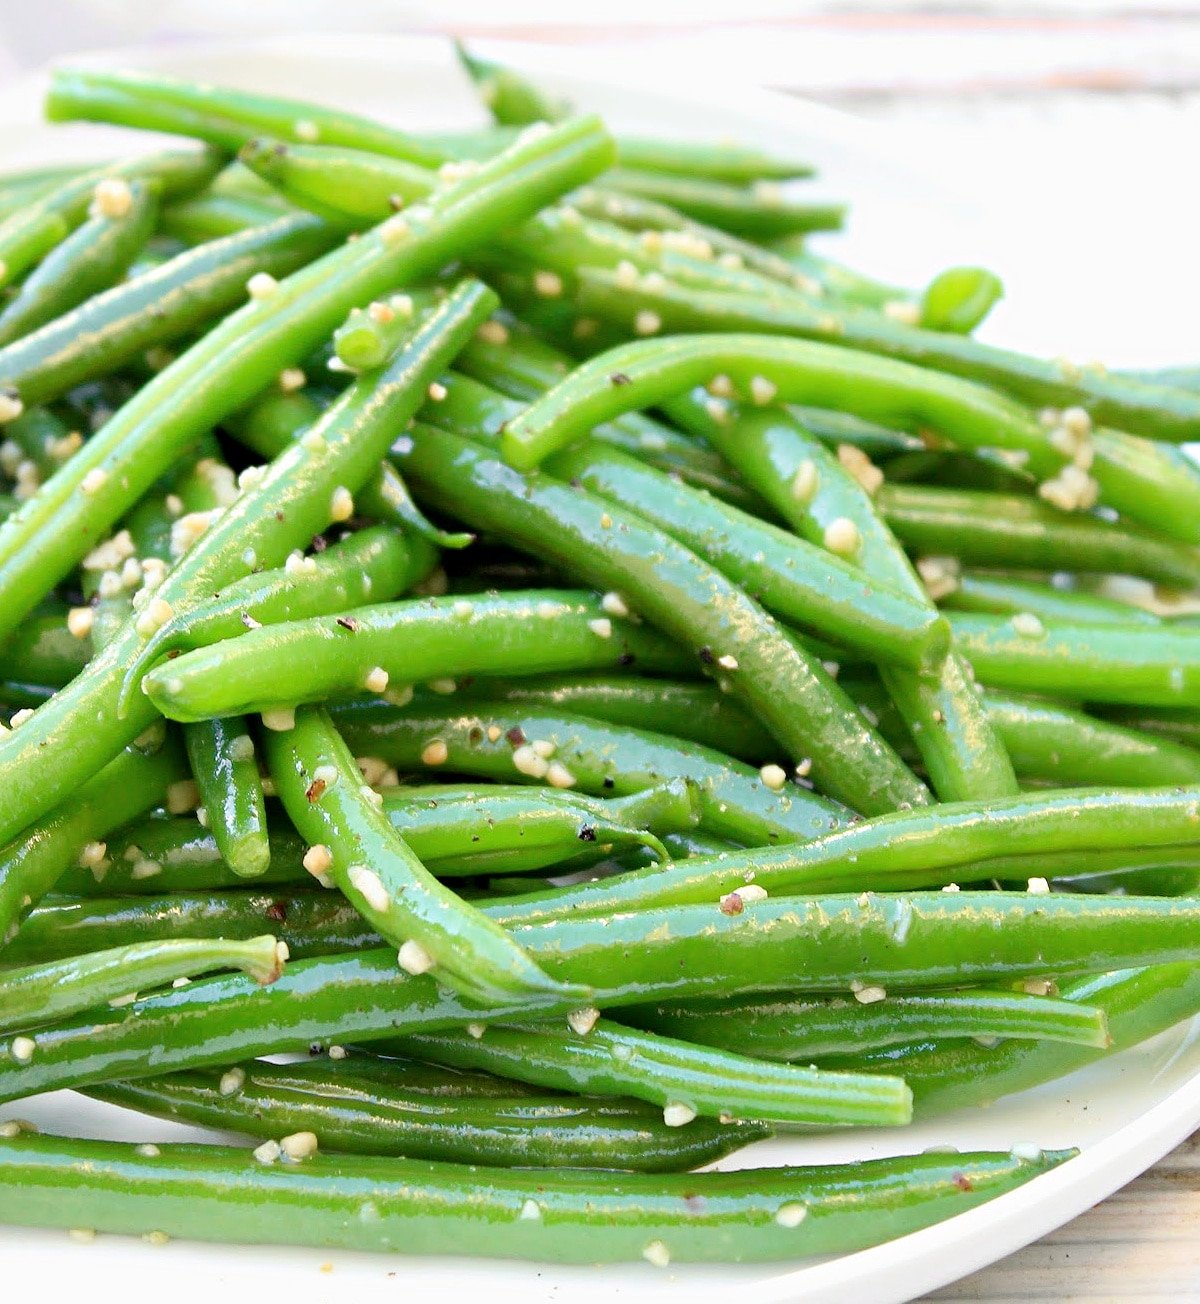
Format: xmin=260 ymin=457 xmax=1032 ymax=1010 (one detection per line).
xmin=602 ymin=168 xmax=844 ymax=240
xmin=539 ymin=438 xmax=949 ymax=669
xmin=0 ymin=181 xmax=157 ymax=348
xmin=0 ymin=278 xmax=499 ymax=872
xmin=333 ymin=701 xmax=848 ymax=845
xmin=947 ymin=611 xmax=1200 ymax=707
xmin=0 ymin=213 xmax=338 ymax=411
xmin=8 ymin=891 xmax=374 ymax=966
xmin=0 ymin=935 xmax=283 ymax=1034
xmin=453 ymin=674 xmax=774 ymax=763
xmin=481 ymin=785 xmax=1200 ymax=924
xmin=5 ymin=891 xmax=1200 ymax=1102
xmin=264 ymin=705 xmax=583 ymax=1005
xmin=825 ymin=965 xmax=1200 ymax=1118
xmin=982 ymin=690 xmax=1200 ymax=786
xmin=144 ymin=590 xmax=689 ymax=720
xmin=454 ymin=325 xmax=762 ymax=506
xmin=392 ymin=1018 xmax=913 ymax=1128
xmin=1100 ymin=704 xmax=1200 ymax=751
xmin=397 ymin=425 xmax=928 ymax=815
xmin=943 ymin=572 xmax=1162 ymax=626
xmin=227 ymin=332 xmax=474 ymax=551
xmin=0 ymin=605 xmax=88 ymax=687
xmin=0 ymin=1130 xmax=1072 ymax=1263
xmin=241 ymin=137 xmax=790 ymax=308
xmin=182 ymin=719 xmax=270 ymax=877
xmin=0 ymin=116 xmax=610 ymax=646
xmin=570 ymin=266 xmax=1200 ymax=446
xmin=918 ymin=266 xmax=1004 ymax=335
xmin=879 ymin=483 xmax=1200 ymax=589
xmin=572 ymin=186 xmax=816 ymax=288
xmin=0 ymin=148 xmax=222 ymax=291
xmin=627 ymin=988 xmax=1111 ymax=1059
xmin=136 ymin=525 xmax=435 ymax=659
xmin=158 ymin=192 xmax=289 ymax=242
xmin=0 ymin=733 xmax=188 ymax=938
xmin=46 ymin=67 xmax=447 ymax=168
xmin=89 ymin=1057 xmax=769 ymax=1172
xmin=52 ymin=782 xmax=688 ymax=896
xmin=666 ymin=393 xmax=1018 ymax=803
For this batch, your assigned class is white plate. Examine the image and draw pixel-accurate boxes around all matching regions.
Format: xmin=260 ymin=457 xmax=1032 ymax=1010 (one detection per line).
xmin=1 ymin=32 xmax=1197 ymax=1304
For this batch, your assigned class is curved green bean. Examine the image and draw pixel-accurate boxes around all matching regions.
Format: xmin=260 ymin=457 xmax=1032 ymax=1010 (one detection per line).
xmin=264 ymin=705 xmax=583 ymax=1005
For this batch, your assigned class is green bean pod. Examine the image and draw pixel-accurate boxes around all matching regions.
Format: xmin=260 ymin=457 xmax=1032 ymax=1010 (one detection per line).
xmin=391 ymin=1018 xmax=914 ymax=1128
xmin=542 ymin=439 xmax=948 ymax=669
xmin=943 ymin=573 xmax=1161 ymax=627
xmin=603 ymin=168 xmax=845 ymax=240
xmin=0 ymin=279 xmax=499 ymax=860
xmin=397 ymin=425 xmax=928 ymax=816
xmin=158 ymin=192 xmax=290 ymax=241
xmin=144 ymin=590 xmax=689 ymax=721
xmin=667 ymin=394 xmax=1018 ymax=803
xmin=0 ymin=213 xmax=338 ymax=410
xmin=569 ymin=266 xmax=1200 ymax=446
xmin=183 ymin=718 xmax=270 ymax=877
xmin=0 ymin=181 xmax=157 ymax=348
xmin=0 ymin=934 xmax=283 ymax=1034
xmin=4 ymin=892 xmax=1200 ymax=1100
xmin=51 ymin=782 xmax=690 ymax=896
xmin=482 ymin=785 xmax=1200 ymax=924
xmin=0 ymin=115 xmax=612 ymax=646
xmin=8 ymin=891 xmax=375 ymax=967
xmin=918 ymin=266 xmax=1004 ymax=334
xmin=144 ymin=525 xmax=435 ymax=658
xmin=626 ymin=988 xmax=1111 ymax=1060
xmin=331 ymin=700 xmax=846 ymax=845
xmin=46 ymin=67 xmax=447 ymax=168
xmin=453 ymin=674 xmax=774 ymax=762
xmin=879 ymin=483 xmax=1200 ymax=590
xmin=0 ymin=733 xmax=188 ymax=936
xmin=88 ymin=1057 xmax=770 ymax=1172
xmin=824 ymin=964 xmax=1200 ymax=1118
xmin=0 ymin=1130 xmax=1072 ymax=1264
xmin=264 ymin=705 xmax=583 ymax=1005
xmin=0 ymin=148 xmax=222 ymax=290
xmin=948 ymin=611 xmax=1200 ymax=707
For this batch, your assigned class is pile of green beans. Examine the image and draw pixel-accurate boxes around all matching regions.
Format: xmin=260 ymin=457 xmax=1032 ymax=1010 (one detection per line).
xmin=1 ymin=46 xmax=1199 ymax=1275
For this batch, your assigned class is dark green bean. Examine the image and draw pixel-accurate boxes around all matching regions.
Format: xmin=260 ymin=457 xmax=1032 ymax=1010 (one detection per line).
xmin=88 ymin=1057 xmax=769 ymax=1172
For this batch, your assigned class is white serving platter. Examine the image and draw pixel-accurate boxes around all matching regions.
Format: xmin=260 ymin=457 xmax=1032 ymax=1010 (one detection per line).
xmin=0 ymin=31 xmax=1197 ymax=1304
